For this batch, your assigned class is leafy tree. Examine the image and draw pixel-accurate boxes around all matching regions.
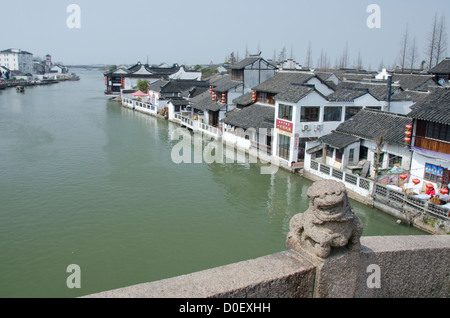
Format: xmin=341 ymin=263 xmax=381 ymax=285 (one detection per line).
xmin=136 ymin=79 xmax=149 ymax=92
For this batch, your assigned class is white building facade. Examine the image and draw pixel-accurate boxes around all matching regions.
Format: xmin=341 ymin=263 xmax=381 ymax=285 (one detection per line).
xmin=0 ymin=49 xmax=33 ymax=74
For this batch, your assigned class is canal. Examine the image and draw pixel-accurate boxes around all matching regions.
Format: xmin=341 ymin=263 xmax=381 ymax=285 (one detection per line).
xmin=0 ymin=70 xmax=426 ymax=297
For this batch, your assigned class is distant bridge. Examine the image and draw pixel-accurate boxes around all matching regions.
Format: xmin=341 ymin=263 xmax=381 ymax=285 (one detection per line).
xmin=66 ymin=65 xmax=108 ymax=70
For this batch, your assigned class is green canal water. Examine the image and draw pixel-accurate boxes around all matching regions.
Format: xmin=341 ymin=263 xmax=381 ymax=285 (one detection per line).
xmin=0 ymin=70 xmax=426 ymax=297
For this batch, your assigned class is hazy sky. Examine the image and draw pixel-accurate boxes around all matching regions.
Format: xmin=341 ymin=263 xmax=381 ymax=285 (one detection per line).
xmin=2 ymin=0 xmax=449 ymax=70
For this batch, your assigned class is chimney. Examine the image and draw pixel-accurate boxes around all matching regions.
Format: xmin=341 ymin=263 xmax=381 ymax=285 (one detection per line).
xmin=386 ymin=75 xmax=392 ymax=112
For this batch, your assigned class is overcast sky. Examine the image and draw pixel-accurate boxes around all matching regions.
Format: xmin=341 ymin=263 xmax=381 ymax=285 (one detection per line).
xmin=2 ymin=0 xmax=449 ymax=70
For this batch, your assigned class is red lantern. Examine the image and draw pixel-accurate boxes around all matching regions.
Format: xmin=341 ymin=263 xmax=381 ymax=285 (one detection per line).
xmin=400 ymin=174 xmax=408 ymax=180
xmin=406 ymin=125 xmax=412 ymax=130
xmin=412 ymin=179 xmax=420 ymax=185
xmin=212 ymin=92 xmax=216 ymax=102
xmin=222 ymin=93 xmax=226 ymax=104
xmin=426 ymin=183 xmax=434 ymax=189
xmin=440 ymin=188 xmax=449 ymax=195
xmin=404 ymin=137 xmax=411 ymax=143
xmin=405 ymin=131 xmax=412 ymax=137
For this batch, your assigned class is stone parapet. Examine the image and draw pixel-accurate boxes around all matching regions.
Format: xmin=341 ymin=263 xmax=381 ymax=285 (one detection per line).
xmin=83 ymin=181 xmax=450 ymax=298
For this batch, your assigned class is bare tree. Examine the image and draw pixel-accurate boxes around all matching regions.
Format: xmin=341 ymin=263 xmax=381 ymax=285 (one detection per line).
xmin=373 ymin=133 xmax=386 ymax=184
xmin=356 ymin=50 xmax=363 ymax=70
xmin=304 ymin=42 xmax=312 ymax=68
xmin=426 ymin=13 xmax=438 ymax=71
xmin=434 ymin=13 xmax=448 ymax=67
xmin=318 ymin=49 xmax=329 ymax=70
xmin=399 ymin=25 xmax=409 ymax=72
xmin=408 ymin=36 xmax=419 ymax=72
xmin=338 ymin=42 xmax=349 ymax=69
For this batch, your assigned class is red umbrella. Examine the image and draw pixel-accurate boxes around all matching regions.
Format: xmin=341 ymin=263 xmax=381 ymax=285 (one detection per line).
xmin=131 ymin=90 xmax=148 ymax=97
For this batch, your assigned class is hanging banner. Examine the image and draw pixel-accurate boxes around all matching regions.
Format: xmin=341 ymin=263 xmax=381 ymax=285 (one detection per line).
xmin=276 ymin=119 xmax=293 ymax=136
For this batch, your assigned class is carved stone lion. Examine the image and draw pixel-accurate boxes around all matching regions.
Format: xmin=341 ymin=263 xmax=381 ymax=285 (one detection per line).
xmin=287 ymin=180 xmax=363 ymax=259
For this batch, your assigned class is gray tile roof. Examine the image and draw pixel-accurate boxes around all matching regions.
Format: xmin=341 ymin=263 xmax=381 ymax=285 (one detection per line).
xmin=160 ymin=80 xmax=209 ymax=94
xmin=222 ymin=104 xmax=275 ymax=130
xmin=391 ymin=88 xmax=433 ymax=103
xmin=190 ymin=91 xmax=226 ymax=112
xmin=230 ymin=56 xmax=262 ymax=70
xmin=252 ymin=72 xmax=315 ymax=93
xmin=430 ymin=58 xmax=450 ymax=74
xmin=319 ymin=132 xmax=360 ymax=149
xmin=326 ymin=87 xmax=372 ymax=102
xmin=273 ymin=84 xmax=315 ymax=103
xmin=169 ymin=98 xmax=190 ymax=106
xmin=332 ymin=81 xmax=400 ymax=101
xmin=147 ymin=79 xmax=169 ymax=92
xmin=407 ymin=87 xmax=450 ymax=124
xmin=210 ymin=74 xmax=242 ymax=92
xmin=391 ymin=73 xmax=437 ymax=90
xmin=335 ymin=109 xmax=412 ymax=145
xmin=232 ymin=92 xmax=253 ymax=106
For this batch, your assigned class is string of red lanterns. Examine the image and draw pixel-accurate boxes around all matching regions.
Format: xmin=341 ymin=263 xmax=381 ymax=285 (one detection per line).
xmin=404 ymin=124 xmax=412 ymax=145
xmin=252 ymin=91 xmax=256 ymax=103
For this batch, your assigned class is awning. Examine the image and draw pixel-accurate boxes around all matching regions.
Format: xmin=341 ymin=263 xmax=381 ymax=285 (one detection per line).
xmin=411 ymin=146 xmax=450 ymax=167
xmin=306 ymin=145 xmax=323 ymax=154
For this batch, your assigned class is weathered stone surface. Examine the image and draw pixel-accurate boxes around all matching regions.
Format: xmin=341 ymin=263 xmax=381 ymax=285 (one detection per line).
xmin=83 ymin=250 xmax=315 ymax=298
xmin=287 ymin=180 xmax=363 ymax=259
xmin=355 ymin=235 xmax=450 ymax=298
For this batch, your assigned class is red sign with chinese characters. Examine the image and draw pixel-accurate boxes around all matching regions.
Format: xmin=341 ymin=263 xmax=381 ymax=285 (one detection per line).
xmin=276 ymin=119 xmax=293 ymax=135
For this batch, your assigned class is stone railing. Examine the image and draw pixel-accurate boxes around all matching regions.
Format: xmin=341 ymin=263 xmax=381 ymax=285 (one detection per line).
xmin=374 ymin=183 xmax=449 ymax=221
xmin=83 ymin=180 xmax=450 ymax=298
xmin=308 ymin=160 xmax=374 ymax=199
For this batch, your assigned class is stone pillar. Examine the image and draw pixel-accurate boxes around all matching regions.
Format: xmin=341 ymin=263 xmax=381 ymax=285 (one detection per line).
xmin=286 ymin=180 xmax=364 ymax=297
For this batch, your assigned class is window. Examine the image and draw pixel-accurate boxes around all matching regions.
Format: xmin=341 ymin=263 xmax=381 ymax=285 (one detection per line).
xmin=300 ymin=107 xmax=320 ymax=122
xmin=359 ymin=146 xmax=368 ymax=160
xmin=278 ymin=134 xmax=291 ymax=161
xmin=349 ymin=148 xmax=355 ymax=162
xmin=388 ymin=154 xmax=402 ymax=167
xmin=335 ymin=149 xmax=343 ymax=163
xmin=424 ymin=163 xmax=444 ymax=183
xmin=278 ymin=104 xmax=293 ymax=121
xmin=326 ymin=145 xmax=334 ymax=158
xmin=259 ymin=92 xmax=267 ymax=103
xmin=323 ymin=107 xmax=342 ymax=122
xmin=426 ymin=122 xmax=450 ymax=142
xmin=345 ymin=107 xmax=362 ymax=121
xmin=232 ymin=69 xmax=243 ymax=81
